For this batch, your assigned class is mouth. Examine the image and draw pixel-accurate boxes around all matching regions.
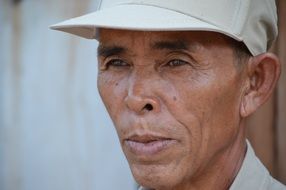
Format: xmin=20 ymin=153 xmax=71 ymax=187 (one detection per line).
xmin=124 ymin=134 xmax=177 ymax=156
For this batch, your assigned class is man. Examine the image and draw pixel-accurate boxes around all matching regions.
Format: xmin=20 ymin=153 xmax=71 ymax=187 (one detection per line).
xmin=51 ymin=0 xmax=286 ymax=189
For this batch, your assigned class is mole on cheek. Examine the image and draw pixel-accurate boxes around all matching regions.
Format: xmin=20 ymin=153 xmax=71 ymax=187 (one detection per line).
xmin=115 ymin=82 xmax=119 ymax=86
xmin=173 ymin=96 xmax=177 ymax=101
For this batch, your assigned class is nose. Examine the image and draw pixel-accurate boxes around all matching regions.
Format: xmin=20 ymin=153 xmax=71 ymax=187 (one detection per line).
xmin=124 ymin=73 xmax=160 ymax=115
xmin=124 ymin=95 xmax=160 ymax=114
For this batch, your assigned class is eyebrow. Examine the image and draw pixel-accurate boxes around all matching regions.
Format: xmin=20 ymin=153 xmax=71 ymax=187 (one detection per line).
xmin=97 ymin=44 xmax=126 ymax=57
xmin=151 ymin=40 xmax=191 ymax=51
xmin=97 ymin=40 xmax=195 ymax=57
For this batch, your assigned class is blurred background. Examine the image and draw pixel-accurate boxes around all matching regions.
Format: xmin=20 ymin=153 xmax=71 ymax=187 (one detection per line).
xmin=0 ymin=0 xmax=285 ymax=190
xmin=0 ymin=0 xmax=135 ymax=189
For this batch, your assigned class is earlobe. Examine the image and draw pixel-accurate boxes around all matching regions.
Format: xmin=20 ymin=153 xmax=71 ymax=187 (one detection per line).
xmin=240 ymin=53 xmax=280 ymax=118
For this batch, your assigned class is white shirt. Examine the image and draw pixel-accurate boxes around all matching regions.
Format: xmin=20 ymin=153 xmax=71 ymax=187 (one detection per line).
xmin=139 ymin=141 xmax=286 ymax=190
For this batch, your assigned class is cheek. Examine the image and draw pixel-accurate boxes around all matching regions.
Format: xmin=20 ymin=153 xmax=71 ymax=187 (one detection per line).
xmin=153 ymin=79 xmax=207 ymax=169
xmin=167 ymin=71 xmax=243 ymax=161
xmin=97 ymin=73 xmax=127 ymax=120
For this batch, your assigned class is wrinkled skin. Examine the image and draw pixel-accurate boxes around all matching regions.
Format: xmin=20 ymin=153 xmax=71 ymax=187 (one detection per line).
xmin=96 ymin=29 xmax=279 ymax=190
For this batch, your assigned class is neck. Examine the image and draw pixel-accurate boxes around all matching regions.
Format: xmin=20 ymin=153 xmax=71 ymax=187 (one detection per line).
xmin=196 ymin=128 xmax=247 ymax=190
xmin=214 ymin=134 xmax=247 ymax=190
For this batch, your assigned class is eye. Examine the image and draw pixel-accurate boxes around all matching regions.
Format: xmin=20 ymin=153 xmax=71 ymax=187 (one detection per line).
xmin=167 ymin=59 xmax=188 ymax=67
xmin=106 ymin=59 xmax=130 ymax=68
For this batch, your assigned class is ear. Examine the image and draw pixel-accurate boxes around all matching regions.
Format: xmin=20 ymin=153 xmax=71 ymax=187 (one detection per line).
xmin=240 ymin=53 xmax=281 ymax=117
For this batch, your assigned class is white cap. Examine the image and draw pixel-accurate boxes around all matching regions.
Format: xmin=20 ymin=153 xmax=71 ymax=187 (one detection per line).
xmin=50 ymin=0 xmax=278 ymax=56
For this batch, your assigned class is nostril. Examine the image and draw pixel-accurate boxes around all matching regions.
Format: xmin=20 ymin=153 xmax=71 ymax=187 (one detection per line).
xmin=143 ymin=103 xmax=153 ymax=111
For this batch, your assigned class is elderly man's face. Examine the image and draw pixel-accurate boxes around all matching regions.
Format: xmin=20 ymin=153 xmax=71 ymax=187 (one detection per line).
xmin=97 ymin=29 xmax=246 ymax=189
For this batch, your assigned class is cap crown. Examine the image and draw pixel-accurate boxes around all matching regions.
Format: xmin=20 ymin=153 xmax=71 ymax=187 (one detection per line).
xmin=52 ymin=0 xmax=278 ymax=55
xmin=99 ymin=0 xmax=277 ymax=55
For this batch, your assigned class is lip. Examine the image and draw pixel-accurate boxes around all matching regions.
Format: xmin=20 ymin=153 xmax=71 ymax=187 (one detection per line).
xmin=124 ymin=134 xmax=177 ymax=156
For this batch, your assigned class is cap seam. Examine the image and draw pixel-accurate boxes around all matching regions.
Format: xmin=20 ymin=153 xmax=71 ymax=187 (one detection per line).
xmin=239 ymin=0 xmax=253 ymax=54
xmin=97 ymin=0 xmax=103 ymax=10
xmin=230 ymin=0 xmax=242 ymax=35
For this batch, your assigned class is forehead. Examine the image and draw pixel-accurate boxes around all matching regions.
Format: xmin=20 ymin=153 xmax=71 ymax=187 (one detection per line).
xmin=97 ymin=29 xmax=232 ymax=49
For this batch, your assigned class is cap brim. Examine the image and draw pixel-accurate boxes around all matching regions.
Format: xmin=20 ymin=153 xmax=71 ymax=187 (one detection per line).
xmin=50 ymin=4 xmax=242 ymax=41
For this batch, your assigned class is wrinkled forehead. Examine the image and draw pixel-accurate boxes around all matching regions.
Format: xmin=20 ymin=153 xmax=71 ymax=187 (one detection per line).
xmin=96 ymin=29 xmax=240 ymax=65
xmin=97 ymin=29 xmax=233 ymax=50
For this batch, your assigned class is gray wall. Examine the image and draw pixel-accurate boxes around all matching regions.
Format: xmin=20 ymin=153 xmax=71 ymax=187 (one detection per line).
xmin=0 ymin=0 xmax=135 ymax=189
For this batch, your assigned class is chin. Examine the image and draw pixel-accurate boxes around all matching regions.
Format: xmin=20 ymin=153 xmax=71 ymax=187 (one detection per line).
xmin=129 ymin=162 xmax=186 ymax=190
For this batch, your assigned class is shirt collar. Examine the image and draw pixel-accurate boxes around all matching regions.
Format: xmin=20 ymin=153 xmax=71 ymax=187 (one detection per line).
xmin=230 ymin=140 xmax=269 ymax=189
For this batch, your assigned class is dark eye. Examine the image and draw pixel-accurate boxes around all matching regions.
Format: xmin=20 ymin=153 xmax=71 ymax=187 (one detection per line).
xmin=167 ymin=59 xmax=188 ymax=67
xmin=107 ymin=59 xmax=129 ymax=67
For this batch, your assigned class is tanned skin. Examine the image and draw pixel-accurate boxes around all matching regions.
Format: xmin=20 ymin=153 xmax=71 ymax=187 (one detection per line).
xmin=97 ymin=29 xmax=280 ymax=190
